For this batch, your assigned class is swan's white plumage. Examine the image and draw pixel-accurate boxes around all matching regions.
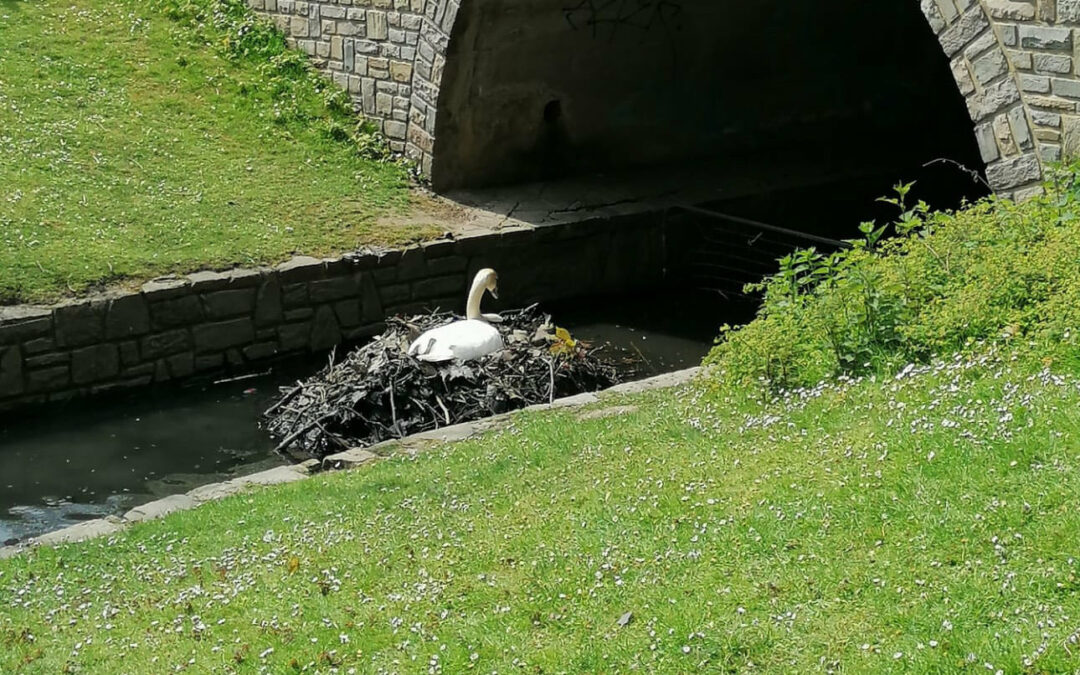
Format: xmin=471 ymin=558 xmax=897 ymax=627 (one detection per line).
xmin=406 ymin=268 xmax=505 ymax=362
xmin=408 ymin=319 xmax=504 ymax=362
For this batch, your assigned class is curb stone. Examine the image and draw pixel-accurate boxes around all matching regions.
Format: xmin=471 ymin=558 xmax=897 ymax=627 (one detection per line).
xmin=0 ymin=367 xmax=700 ymax=559
xmin=123 ymin=494 xmax=197 ymax=523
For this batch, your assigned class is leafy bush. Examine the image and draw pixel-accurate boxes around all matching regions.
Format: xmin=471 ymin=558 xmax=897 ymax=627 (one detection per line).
xmin=154 ymin=0 xmax=392 ymax=161
xmin=706 ymin=167 xmax=1080 ymax=391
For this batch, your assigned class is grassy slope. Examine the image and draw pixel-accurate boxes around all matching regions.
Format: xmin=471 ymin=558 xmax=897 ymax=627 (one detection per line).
xmin=1 ymin=351 xmax=1079 ymax=673
xmin=0 ymin=0 xmax=430 ymax=304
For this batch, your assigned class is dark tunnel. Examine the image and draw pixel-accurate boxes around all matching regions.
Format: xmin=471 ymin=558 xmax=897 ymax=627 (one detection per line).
xmin=431 ymin=0 xmax=989 ymax=211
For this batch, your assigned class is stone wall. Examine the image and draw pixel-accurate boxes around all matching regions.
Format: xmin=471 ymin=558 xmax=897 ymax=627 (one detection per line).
xmin=0 ymin=218 xmax=664 ymax=413
xmin=921 ymin=0 xmax=1055 ymax=198
xmin=968 ymin=0 xmax=1080 ymax=187
xmin=246 ymin=0 xmax=456 ymax=178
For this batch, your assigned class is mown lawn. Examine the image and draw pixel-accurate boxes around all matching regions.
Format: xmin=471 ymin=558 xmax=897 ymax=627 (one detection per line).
xmin=1 ymin=349 xmax=1078 ymax=673
xmin=0 ymin=0 xmax=431 ymax=304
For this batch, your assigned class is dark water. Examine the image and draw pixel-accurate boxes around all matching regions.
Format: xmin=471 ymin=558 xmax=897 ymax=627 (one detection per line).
xmin=0 ymin=289 xmax=736 ymax=544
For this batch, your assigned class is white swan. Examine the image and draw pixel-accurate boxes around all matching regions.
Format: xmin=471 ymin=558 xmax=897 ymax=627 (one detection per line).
xmin=407 ymin=268 xmax=505 ymax=362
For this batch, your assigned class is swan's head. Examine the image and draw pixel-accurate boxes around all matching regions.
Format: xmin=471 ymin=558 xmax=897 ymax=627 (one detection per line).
xmin=476 ymin=268 xmax=499 ymax=299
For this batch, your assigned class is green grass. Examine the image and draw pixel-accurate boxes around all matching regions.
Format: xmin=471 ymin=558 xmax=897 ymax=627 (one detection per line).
xmin=1 ymin=349 xmax=1079 ymax=673
xmin=0 ymin=0 xmax=432 ymax=304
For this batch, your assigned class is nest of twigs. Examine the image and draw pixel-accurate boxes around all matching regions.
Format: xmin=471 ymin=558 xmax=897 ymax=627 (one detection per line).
xmin=262 ymin=305 xmax=622 ymax=459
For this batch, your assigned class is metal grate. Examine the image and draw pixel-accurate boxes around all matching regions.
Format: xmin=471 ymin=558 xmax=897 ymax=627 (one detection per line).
xmin=666 ymin=205 xmax=848 ymax=298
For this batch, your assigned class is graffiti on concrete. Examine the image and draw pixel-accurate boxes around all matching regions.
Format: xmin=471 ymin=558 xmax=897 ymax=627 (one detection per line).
xmin=563 ymin=0 xmax=684 ymax=41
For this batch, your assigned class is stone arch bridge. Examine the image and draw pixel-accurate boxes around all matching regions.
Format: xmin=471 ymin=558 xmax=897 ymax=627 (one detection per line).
xmin=250 ymin=0 xmax=1078 ymax=199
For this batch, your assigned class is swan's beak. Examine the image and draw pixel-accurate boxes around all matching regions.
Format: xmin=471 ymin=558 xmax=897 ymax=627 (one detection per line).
xmin=490 ymin=286 xmax=499 ymax=300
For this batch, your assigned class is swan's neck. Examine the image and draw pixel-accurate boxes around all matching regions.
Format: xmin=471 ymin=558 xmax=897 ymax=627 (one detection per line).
xmin=465 ymin=275 xmax=486 ymax=320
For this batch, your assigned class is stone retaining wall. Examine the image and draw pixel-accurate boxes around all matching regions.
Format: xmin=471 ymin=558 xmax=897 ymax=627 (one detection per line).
xmin=0 ymin=217 xmax=665 ymax=412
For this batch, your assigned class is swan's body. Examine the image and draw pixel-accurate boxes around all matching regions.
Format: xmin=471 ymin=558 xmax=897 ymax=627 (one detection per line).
xmin=409 ymin=319 xmax=503 ymax=362
xmin=408 ymin=269 xmax=505 ymax=362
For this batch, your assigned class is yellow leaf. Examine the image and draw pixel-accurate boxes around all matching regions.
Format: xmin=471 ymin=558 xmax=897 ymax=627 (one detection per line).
xmin=287 ymin=557 xmax=300 ymax=574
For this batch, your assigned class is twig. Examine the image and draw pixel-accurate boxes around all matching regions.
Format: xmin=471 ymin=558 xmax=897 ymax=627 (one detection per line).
xmin=272 ymin=412 xmax=336 ymax=456
xmin=628 ymin=341 xmax=653 ymax=373
xmin=923 ymin=157 xmax=992 ymax=190
xmin=213 ymin=369 xmax=272 ymax=386
xmin=435 ymin=394 xmax=451 ymax=425
xmin=263 ymin=385 xmax=303 ymax=416
xmin=389 ymin=382 xmax=398 ymax=435
xmin=548 ymin=357 xmax=555 ymax=404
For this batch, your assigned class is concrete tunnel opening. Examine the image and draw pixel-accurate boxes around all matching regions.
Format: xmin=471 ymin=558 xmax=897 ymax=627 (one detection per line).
xmin=431 ymin=0 xmax=990 ymax=219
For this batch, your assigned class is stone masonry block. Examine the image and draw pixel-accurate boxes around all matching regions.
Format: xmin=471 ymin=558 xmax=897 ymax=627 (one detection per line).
xmin=26 ymin=366 xmax=69 ymax=393
xmin=971 ymin=49 xmax=1007 ymax=84
xmin=71 ymin=344 xmax=120 ymax=384
xmin=411 ymin=274 xmax=465 ymax=300
xmin=167 ymin=352 xmax=195 ymax=378
xmin=1007 ymin=49 xmax=1033 ymax=70
xmin=986 ymin=0 xmax=1036 ymax=20
xmin=193 ymin=318 xmax=255 ymax=353
xmin=932 ymin=0 xmax=959 ymax=22
xmin=276 ymin=256 xmax=325 ymax=283
xmin=1031 ymin=109 xmax=1063 ymax=126
xmin=939 ymin=7 xmax=989 ymax=56
xmin=1052 ymin=76 xmax=1080 ymax=98
xmin=975 ymin=121 xmax=1001 ymax=161
xmin=367 ymin=10 xmax=388 ymax=39
xmin=986 ymin=153 xmax=1043 ymax=187
xmin=254 ymin=276 xmax=284 ymax=327
xmin=141 ymin=277 xmax=191 ymax=300
xmin=921 ymin=0 xmax=946 ymax=34
xmin=0 ymin=346 xmax=23 ymax=398
xmin=993 ymin=113 xmax=1019 ymax=154
xmin=1008 ymin=105 xmax=1034 ymax=148
xmin=333 ymin=299 xmax=361 ymax=327
xmin=201 ymin=288 xmax=256 ymax=319
xmin=1019 ymin=24 xmax=1072 ymax=50
xmin=151 ymin=295 xmax=203 ymax=329
xmin=283 ymin=283 xmax=309 ymax=308
xmin=1059 ymin=0 xmax=1080 ymax=23
xmin=389 ymin=60 xmax=412 ymax=82
xmin=55 ymin=300 xmax=107 ymax=348
xmin=104 ymin=295 xmax=151 ymax=339
xmin=1041 ymin=142 xmax=1062 ymax=161
xmin=967 ymin=77 xmax=1021 ymax=119
xmin=1063 ymin=115 xmax=1080 ymax=157
xmin=1033 ymin=53 xmax=1073 ymax=73
xmin=309 ymin=275 xmax=359 ymax=303
xmin=278 ymin=322 xmax=311 ymax=351
xmin=0 ymin=309 xmax=52 ymax=346
xmin=310 ymin=305 xmax=342 ymax=351
xmin=141 ymin=330 xmax=191 ymax=359
xmin=1021 ymin=73 xmax=1052 ymax=93
xmin=950 ymin=57 xmax=977 ymax=95
xmin=186 ymin=270 xmax=233 ymax=292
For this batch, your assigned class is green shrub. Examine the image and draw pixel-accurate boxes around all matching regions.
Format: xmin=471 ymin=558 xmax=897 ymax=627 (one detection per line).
xmin=706 ymin=168 xmax=1080 ymax=391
